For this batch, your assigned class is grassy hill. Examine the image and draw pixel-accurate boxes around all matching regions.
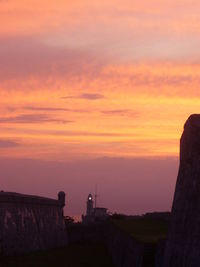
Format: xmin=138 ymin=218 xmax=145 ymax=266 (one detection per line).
xmin=111 ymin=215 xmax=169 ymax=243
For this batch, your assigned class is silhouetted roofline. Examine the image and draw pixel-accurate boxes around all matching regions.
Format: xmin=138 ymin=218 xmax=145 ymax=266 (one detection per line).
xmin=0 ymin=191 xmax=63 ymax=207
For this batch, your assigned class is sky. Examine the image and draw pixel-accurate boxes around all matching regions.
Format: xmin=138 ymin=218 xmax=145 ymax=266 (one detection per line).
xmin=0 ymin=0 xmax=199 ymax=216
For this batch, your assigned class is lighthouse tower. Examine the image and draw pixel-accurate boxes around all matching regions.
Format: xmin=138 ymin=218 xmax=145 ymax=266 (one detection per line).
xmin=82 ymin=192 xmax=108 ymax=224
xmin=86 ymin=194 xmax=94 ymax=216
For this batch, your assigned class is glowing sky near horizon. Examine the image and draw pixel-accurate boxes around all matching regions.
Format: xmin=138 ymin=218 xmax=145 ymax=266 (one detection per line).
xmin=0 ymin=0 xmax=200 ymax=160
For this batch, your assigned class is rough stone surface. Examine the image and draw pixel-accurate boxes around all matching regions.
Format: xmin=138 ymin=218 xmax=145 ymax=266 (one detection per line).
xmin=0 ymin=191 xmax=68 ymax=255
xmin=155 ymin=239 xmax=166 ymax=267
xmin=164 ymin=114 xmax=200 ymax=267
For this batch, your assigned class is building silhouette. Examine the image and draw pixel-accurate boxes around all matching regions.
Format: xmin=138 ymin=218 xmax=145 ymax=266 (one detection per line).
xmin=82 ymin=193 xmax=108 ymax=224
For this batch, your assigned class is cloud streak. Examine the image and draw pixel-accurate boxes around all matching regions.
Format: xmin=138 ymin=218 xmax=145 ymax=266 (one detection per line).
xmin=101 ymin=109 xmax=139 ymax=117
xmin=23 ymin=106 xmax=88 ymax=113
xmin=62 ymin=93 xmax=105 ymax=100
xmin=2 ymin=128 xmax=137 ymax=138
xmin=0 ymin=139 xmax=20 ymax=148
xmin=0 ymin=114 xmax=73 ymax=124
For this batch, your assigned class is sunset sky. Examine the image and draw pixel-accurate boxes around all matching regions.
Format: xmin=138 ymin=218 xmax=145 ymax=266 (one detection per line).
xmin=0 ymin=0 xmax=199 ymax=216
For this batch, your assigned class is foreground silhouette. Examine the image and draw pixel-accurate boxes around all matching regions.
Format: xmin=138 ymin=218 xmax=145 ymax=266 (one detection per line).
xmin=164 ymin=114 xmax=200 ymax=267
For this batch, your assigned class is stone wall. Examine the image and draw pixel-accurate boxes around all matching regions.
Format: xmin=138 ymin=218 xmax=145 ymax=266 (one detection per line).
xmin=164 ymin=114 xmax=200 ymax=267
xmin=155 ymin=239 xmax=166 ymax=267
xmin=0 ymin=191 xmax=68 ymax=255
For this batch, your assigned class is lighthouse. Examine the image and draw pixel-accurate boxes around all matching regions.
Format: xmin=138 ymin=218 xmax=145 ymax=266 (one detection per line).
xmin=86 ymin=193 xmax=94 ymax=216
xmin=82 ymin=193 xmax=109 ymax=224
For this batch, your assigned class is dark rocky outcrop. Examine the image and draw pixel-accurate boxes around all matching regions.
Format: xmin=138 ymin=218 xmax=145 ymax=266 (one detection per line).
xmin=164 ymin=114 xmax=200 ymax=267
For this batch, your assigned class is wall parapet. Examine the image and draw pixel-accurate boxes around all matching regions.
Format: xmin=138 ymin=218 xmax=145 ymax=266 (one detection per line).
xmin=0 ymin=191 xmax=65 ymax=207
xmin=0 ymin=191 xmax=68 ymax=255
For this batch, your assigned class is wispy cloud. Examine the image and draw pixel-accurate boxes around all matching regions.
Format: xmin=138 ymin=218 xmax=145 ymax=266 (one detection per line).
xmin=101 ymin=109 xmax=139 ymax=117
xmin=0 ymin=139 xmax=20 ymax=148
xmin=62 ymin=93 xmax=105 ymax=100
xmin=24 ymin=106 xmax=70 ymax=112
xmin=0 ymin=114 xmax=73 ymax=124
xmin=4 ymin=128 xmax=136 ymax=138
xmin=23 ymin=106 xmax=88 ymax=113
xmin=0 ymin=36 xmax=106 ymax=82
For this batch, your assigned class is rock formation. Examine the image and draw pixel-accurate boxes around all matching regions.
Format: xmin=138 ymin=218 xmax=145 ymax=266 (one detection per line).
xmin=164 ymin=114 xmax=200 ymax=266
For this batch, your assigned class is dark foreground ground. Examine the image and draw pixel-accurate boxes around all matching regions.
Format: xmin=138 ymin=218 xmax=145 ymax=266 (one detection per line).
xmin=0 ymin=243 xmax=114 ymax=267
xmin=111 ymin=216 xmax=168 ymax=266
xmin=0 ymin=213 xmax=169 ymax=267
xmin=112 ymin=216 xmax=168 ymax=243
